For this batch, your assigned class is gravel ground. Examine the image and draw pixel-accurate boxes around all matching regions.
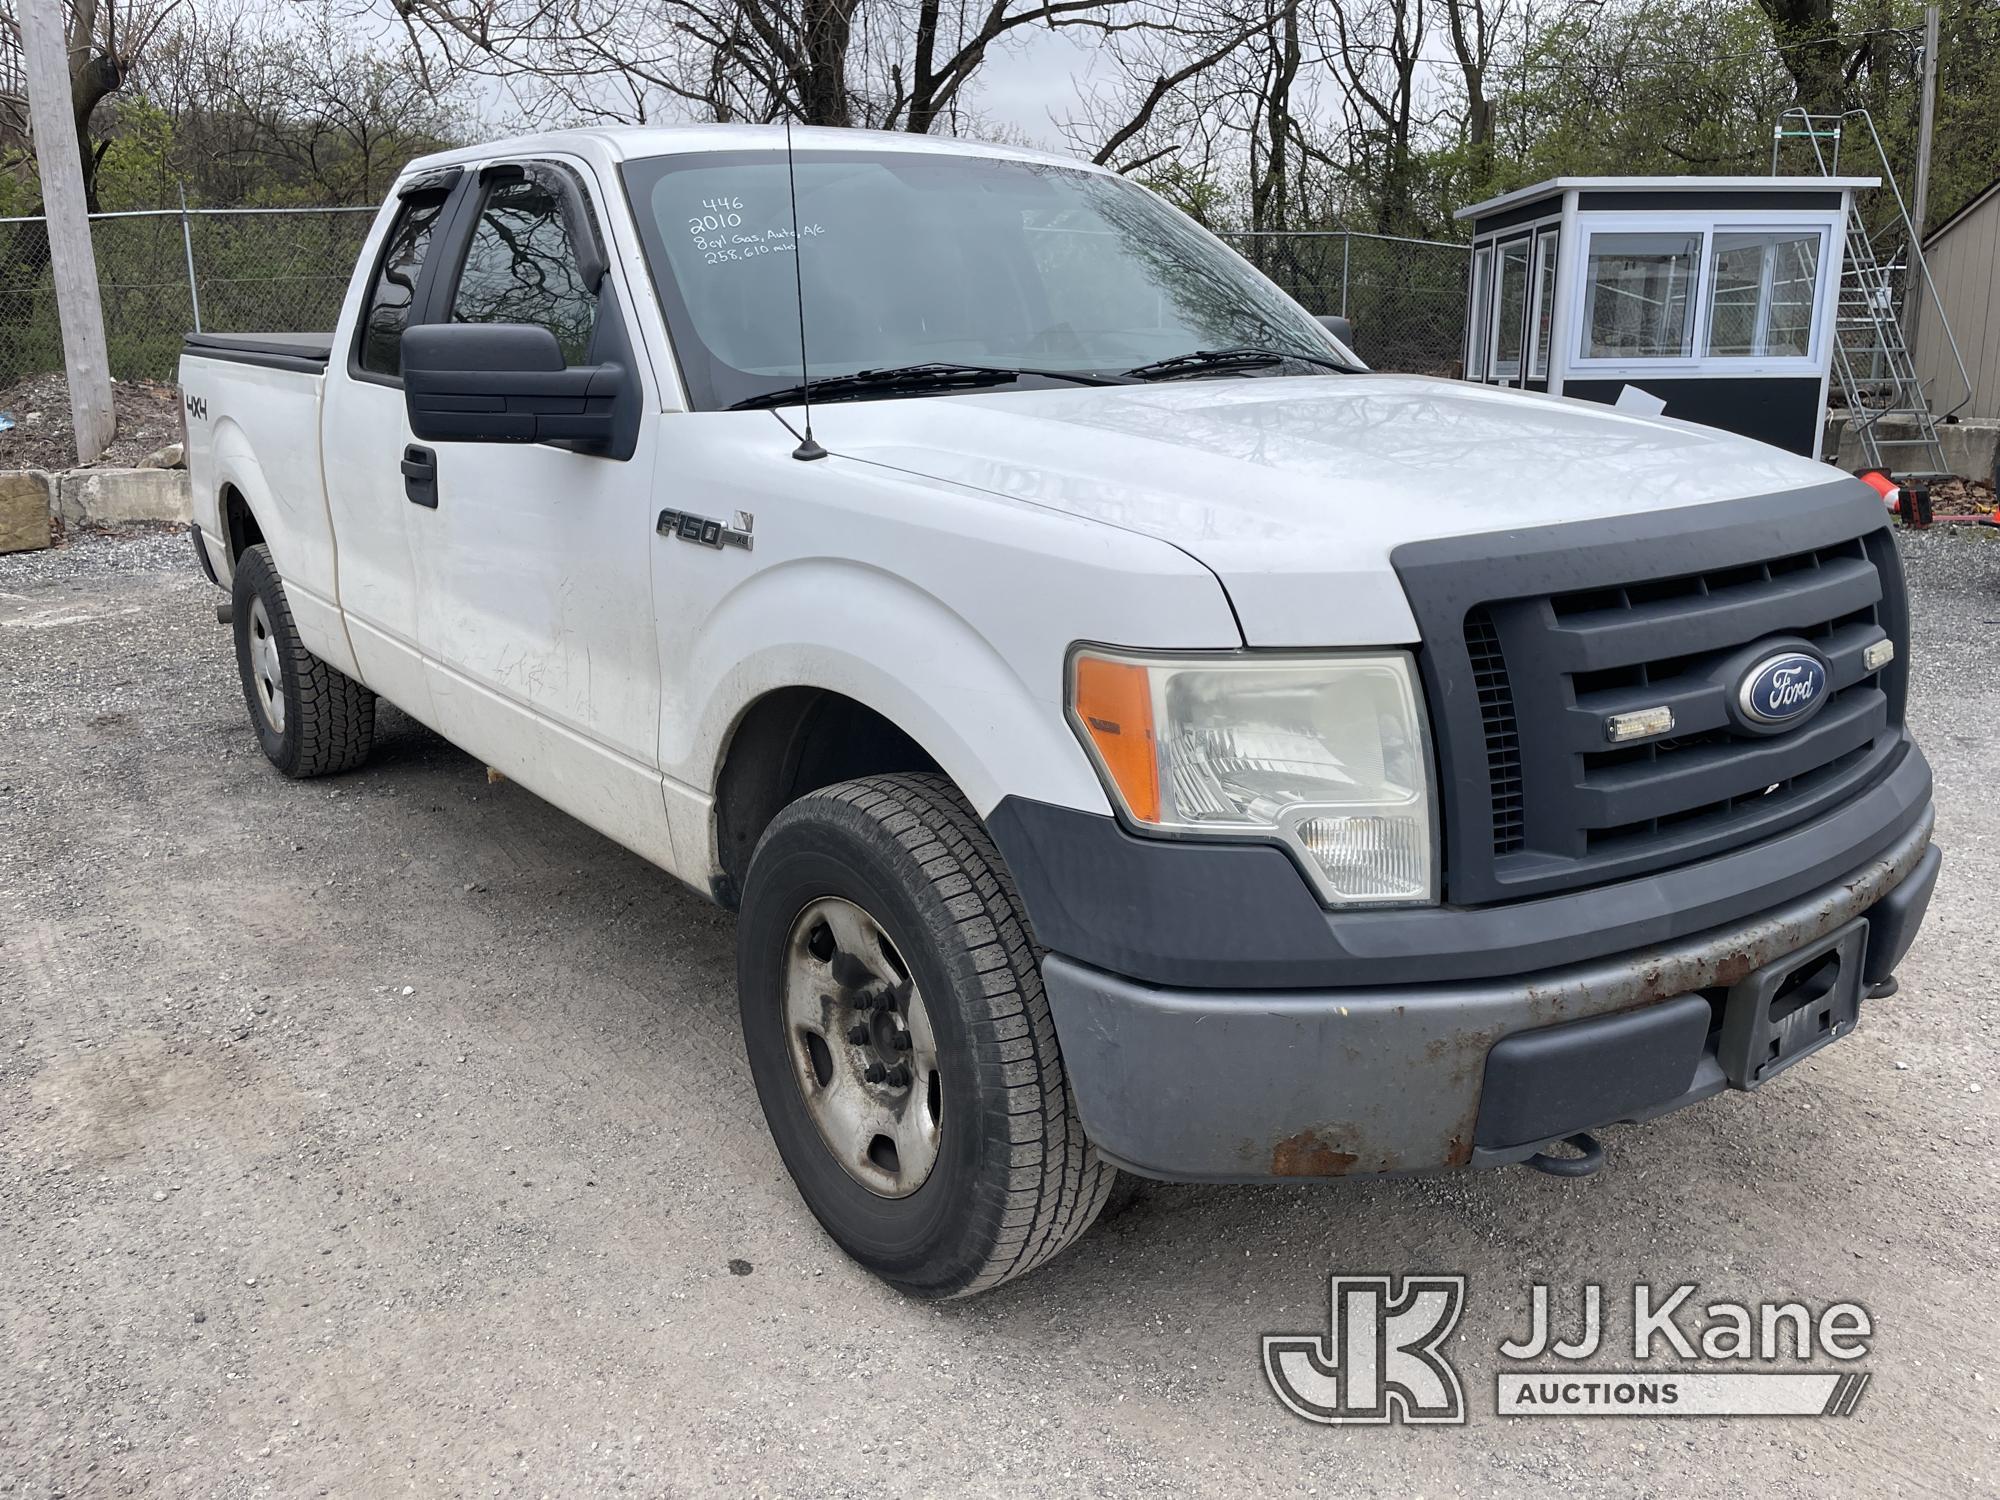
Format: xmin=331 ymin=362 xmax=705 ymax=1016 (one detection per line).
xmin=2 ymin=524 xmax=1997 ymax=1498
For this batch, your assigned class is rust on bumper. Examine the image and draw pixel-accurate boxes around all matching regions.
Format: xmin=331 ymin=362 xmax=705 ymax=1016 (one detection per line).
xmin=1270 ymin=1129 xmax=1361 ymax=1177
xmin=1044 ymin=808 xmax=1936 ymax=1184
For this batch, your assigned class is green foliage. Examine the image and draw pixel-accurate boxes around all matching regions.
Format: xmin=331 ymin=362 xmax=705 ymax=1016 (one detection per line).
xmin=1385 ymin=0 xmax=2000 ymax=242
xmin=92 ymin=99 xmax=186 ymax=212
xmin=1138 ymin=162 xmax=1236 ymax=227
xmin=1908 ymin=0 xmax=2000 ymax=228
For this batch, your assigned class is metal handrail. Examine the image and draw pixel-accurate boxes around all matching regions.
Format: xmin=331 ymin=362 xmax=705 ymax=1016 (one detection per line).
xmin=1775 ymin=105 xmax=1974 ymax=421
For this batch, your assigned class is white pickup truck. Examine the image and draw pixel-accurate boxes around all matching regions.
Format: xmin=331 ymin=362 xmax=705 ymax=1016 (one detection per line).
xmin=180 ymin=125 xmax=1940 ymax=1298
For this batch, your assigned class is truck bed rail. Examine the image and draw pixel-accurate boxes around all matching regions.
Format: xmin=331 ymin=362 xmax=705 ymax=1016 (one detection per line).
xmin=182 ymin=331 xmax=334 ymax=375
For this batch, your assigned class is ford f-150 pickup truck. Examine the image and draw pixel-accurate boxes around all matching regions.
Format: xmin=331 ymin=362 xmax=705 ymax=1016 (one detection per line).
xmin=180 ymin=124 xmax=1941 ymax=1299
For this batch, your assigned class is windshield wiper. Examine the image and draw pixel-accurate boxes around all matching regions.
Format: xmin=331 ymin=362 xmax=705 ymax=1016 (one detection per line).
xmin=1123 ymin=346 xmax=1356 ymax=381
xmin=729 ymin=362 xmax=1125 ymax=410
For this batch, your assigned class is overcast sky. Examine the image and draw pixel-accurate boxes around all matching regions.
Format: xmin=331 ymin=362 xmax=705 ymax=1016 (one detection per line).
xmin=460 ymin=24 xmax=1114 ymax=155
xmin=971 ymin=29 xmax=1106 ymax=151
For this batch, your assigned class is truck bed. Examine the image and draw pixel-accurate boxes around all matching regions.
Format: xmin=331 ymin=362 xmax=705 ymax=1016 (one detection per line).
xmin=179 ymin=328 xmax=345 ymax=665
xmin=182 ymin=331 xmax=334 ymax=374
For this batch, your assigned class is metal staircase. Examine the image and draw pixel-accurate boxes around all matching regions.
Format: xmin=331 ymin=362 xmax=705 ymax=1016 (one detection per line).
xmin=1773 ymin=108 xmax=1974 ymax=479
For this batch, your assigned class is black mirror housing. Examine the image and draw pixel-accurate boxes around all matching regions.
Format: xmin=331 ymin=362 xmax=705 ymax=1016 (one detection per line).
xmin=401 ymin=322 xmax=633 ymax=459
xmin=1316 ymin=313 xmax=1356 ymax=351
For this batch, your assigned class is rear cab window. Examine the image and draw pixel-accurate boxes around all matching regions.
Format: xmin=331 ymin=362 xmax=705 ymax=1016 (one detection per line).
xmin=355 ymin=188 xmax=452 ymax=380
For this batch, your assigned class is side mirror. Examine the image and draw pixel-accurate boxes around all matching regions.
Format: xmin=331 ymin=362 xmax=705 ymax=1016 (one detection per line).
xmin=401 ymin=323 xmax=631 ymax=458
xmin=1316 ymin=313 xmax=1356 ymax=351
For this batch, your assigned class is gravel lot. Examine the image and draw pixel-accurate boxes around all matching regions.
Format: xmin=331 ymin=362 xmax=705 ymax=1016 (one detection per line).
xmin=3 ymin=524 xmax=1997 ymax=1498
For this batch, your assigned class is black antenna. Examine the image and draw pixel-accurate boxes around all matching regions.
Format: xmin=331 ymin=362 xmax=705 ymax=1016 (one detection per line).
xmin=784 ymin=118 xmax=826 ymax=462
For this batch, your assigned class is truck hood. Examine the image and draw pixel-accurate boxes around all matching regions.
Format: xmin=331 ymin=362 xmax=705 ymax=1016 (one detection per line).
xmin=809 ymin=374 xmax=1849 ymax=644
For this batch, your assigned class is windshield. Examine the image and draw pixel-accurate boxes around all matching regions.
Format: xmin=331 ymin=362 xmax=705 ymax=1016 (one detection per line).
xmin=620 ymin=149 xmax=1346 ymax=410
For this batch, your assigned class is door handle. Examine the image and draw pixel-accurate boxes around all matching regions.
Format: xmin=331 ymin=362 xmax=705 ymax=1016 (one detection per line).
xmin=402 ymin=444 xmax=438 ymax=508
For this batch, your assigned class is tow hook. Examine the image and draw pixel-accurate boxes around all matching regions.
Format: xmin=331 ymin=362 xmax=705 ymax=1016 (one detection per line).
xmin=1525 ymin=1132 xmax=1604 ymax=1178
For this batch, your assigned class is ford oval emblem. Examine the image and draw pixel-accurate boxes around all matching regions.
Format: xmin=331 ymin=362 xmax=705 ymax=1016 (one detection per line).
xmin=1739 ymin=652 xmax=1827 ymax=726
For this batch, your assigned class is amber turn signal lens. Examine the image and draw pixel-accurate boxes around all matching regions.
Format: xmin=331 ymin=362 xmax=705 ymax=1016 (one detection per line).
xmin=1071 ymin=654 xmax=1160 ymax=823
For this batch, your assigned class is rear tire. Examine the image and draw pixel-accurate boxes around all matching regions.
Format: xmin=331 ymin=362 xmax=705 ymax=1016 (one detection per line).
xmin=231 ymin=543 xmax=375 ymax=778
xmin=737 ymin=773 xmax=1114 ymax=1298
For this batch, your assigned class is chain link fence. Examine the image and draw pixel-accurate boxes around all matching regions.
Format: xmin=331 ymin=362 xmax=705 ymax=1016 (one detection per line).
xmin=0 ymin=210 xmax=1470 ymax=387
xmin=0 ymin=206 xmax=376 ymax=385
xmin=1224 ymin=230 xmax=1470 ymax=376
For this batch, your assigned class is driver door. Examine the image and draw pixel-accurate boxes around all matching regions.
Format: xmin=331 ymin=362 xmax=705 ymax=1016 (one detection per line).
xmin=404 ymin=157 xmax=675 ymax=869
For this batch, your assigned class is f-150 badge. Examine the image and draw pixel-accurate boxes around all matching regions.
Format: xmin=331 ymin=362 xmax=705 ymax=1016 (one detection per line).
xmin=657 ymin=508 xmax=753 ymax=551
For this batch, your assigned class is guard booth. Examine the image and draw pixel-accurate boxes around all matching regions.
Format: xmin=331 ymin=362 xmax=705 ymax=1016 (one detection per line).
xmin=1454 ymin=176 xmax=1875 ymax=456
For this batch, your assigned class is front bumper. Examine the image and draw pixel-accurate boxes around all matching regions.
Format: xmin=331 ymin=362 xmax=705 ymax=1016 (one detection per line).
xmin=1040 ymin=805 xmax=1939 ymax=1182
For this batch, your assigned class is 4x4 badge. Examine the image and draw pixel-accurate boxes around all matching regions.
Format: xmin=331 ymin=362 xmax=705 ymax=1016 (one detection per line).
xmin=657 ymin=508 xmax=753 ymax=551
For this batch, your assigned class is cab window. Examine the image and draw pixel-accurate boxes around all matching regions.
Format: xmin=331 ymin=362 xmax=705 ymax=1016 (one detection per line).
xmin=450 ymin=174 xmax=599 ymax=365
xmin=357 ymin=191 xmax=449 ymax=378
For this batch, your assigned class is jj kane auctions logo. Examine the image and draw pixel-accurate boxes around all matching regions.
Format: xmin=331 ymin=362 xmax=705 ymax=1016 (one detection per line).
xmin=1264 ymin=1278 xmax=1873 ymax=1424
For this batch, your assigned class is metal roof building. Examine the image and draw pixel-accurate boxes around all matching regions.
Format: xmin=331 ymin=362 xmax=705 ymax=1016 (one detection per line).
xmin=1913 ymin=175 xmax=2000 ymax=421
xmin=1455 ymin=176 xmax=1875 ymax=458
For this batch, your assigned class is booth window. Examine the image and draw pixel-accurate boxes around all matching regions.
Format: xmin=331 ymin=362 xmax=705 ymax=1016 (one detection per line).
xmin=1492 ymin=240 xmax=1530 ymax=377
xmin=1579 ymin=232 xmax=1699 ymax=360
xmin=1705 ymin=229 xmax=1821 ymax=358
xmin=1529 ymin=231 xmax=1557 ymax=379
xmin=1467 ymin=243 xmax=1494 ymax=377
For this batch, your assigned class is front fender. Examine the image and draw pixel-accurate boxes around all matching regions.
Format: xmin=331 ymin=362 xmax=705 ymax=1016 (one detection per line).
xmin=646 ymin=428 xmax=1242 ymax=890
xmin=668 ymin=556 xmax=1108 ymax=821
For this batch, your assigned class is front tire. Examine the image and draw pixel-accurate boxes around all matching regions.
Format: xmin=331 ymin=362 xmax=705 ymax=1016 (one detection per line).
xmin=231 ymin=543 xmax=376 ymax=778
xmin=737 ymin=774 xmax=1114 ymax=1298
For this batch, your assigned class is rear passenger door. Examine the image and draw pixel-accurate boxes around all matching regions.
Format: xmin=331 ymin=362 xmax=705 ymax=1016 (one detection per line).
xmin=322 ymin=171 xmax=463 ymax=725
xmin=403 ymin=158 xmax=675 ymax=870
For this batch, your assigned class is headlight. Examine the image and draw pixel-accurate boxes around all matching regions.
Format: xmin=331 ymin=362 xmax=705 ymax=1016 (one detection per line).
xmin=1066 ymin=648 xmax=1437 ymax=906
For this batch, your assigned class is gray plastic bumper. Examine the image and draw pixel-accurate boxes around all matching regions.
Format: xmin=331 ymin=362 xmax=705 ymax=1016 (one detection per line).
xmin=1041 ymin=807 xmax=1937 ymax=1183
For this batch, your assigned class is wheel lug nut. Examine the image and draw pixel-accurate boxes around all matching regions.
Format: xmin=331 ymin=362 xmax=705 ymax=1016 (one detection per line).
xmin=864 ymin=1061 xmax=888 ymax=1084
xmin=846 ymin=1024 xmax=871 ymax=1045
xmin=891 ymin=1030 xmax=912 ymax=1051
xmin=884 ymin=1064 xmax=911 ymax=1089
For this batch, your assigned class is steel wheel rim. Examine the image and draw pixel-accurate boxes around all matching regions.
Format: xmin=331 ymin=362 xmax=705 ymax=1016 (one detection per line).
xmin=247 ymin=595 xmax=286 ymax=733
xmin=782 ymin=896 xmax=942 ymax=1199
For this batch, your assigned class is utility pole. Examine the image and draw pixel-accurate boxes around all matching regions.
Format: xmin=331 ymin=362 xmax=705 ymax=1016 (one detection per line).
xmin=1903 ymin=3 xmax=1941 ymax=347
xmin=1911 ymin=4 xmax=1940 ymax=239
xmin=19 ymin=0 xmax=115 ymax=463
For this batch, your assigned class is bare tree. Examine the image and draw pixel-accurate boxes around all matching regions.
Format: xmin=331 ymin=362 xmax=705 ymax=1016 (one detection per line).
xmin=1320 ymin=0 xmax=1428 ymax=234
xmin=1061 ymin=0 xmax=1268 ymax=183
xmin=143 ymin=4 xmax=469 ymax=204
xmin=385 ymin=0 xmax=1157 ymax=133
xmin=1246 ymin=0 xmax=1300 ymax=231
xmin=0 ymin=0 xmax=181 ymax=208
xmin=1443 ymin=0 xmax=1506 ymax=175
xmin=1754 ymin=0 xmax=1847 ymax=116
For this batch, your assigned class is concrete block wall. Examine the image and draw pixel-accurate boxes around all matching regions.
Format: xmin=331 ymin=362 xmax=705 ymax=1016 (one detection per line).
xmin=55 ymin=468 xmax=193 ymax=527
xmin=1825 ymin=416 xmax=2000 ymax=482
xmin=0 ymin=466 xmax=191 ymax=552
xmin=0 ymin=470 xmax=54 ymax=553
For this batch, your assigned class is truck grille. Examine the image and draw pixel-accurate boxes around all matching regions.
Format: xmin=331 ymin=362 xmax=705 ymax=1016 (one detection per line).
xmin=1393 ymin=485 xmax=1910 ymax=905
xmin=1464 ymin=607 xmax=1525 ymax=855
